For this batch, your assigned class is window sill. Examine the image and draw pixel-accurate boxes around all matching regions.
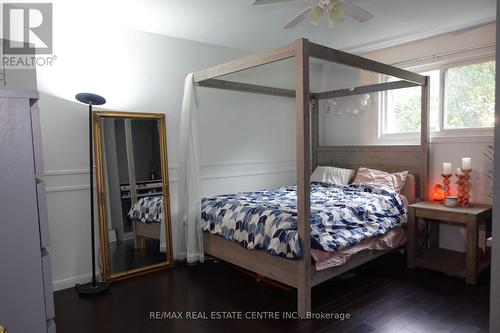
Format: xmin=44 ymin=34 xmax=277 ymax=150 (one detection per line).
xmin=431 ymin=135 xmax=493 ymax=144
xmin=377 ymin=132 xmax=493 ymax=145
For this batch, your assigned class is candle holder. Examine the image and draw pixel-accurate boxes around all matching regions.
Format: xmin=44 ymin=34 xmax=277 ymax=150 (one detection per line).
xmin=456 ymin=169 xmax=472 ymax=208
xmin=441 ymin=173 xmax=452 ymax=198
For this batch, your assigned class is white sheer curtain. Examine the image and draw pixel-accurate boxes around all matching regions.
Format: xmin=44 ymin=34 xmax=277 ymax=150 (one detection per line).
xmin=175 ymin=73 xmax=204 ymax=263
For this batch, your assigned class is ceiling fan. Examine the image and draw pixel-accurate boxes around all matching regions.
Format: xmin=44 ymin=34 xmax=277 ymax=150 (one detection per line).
xmin=252 ymin=0 xmax=374 ymax=29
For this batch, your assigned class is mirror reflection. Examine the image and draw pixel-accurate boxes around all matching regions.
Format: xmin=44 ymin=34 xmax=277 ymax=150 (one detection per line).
xmin=95 ymin=112 xmax=172 ymax=280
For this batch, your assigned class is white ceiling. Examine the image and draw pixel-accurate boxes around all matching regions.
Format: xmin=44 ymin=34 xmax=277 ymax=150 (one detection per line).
xmin=124 ymin=0 xmax=496 ymax=53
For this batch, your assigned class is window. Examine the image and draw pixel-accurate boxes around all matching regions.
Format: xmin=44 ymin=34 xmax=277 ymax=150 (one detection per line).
xmin=383 ymin=70 xmax=440 ymax=134
xmin=444 ymin=60 xmax=495 ymax=129
xmin=380 ymin=58 xmax=495 ymax=139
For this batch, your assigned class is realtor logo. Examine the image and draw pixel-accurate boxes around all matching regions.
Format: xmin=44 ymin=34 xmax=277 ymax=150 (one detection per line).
xmin=2 ymin=3 xmax=52 ymax=54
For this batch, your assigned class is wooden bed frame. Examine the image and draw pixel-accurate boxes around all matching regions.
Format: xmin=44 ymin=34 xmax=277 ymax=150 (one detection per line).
xmin=135 ymin=222 xmax=161 ymax=249
xmin=193 ymin=38 xmax=429 ymax=318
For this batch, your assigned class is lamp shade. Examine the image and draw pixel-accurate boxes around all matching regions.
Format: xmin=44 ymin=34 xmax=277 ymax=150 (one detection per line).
xmin=75 ymin=93 xmax=106 ymax=106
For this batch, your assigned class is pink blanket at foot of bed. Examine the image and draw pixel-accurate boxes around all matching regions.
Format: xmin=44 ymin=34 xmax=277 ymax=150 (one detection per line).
xmin=311 ymin=227 xmax=406 ymax=271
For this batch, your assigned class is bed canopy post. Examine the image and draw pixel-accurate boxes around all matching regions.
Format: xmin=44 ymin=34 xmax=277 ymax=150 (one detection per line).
xmin=295 ymin=38 xmax=312 ymax=318
xmin=311 ymin=97 xmax=319 ymax=171
xmin=421 ymin=76 xmax=430 ymax=201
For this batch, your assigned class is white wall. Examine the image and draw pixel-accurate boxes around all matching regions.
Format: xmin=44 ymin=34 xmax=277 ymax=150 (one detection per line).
xmin=320 ymin=23 xmax=496 ymax=252
xmin=36 ymin=29 xmax=305 ymax=290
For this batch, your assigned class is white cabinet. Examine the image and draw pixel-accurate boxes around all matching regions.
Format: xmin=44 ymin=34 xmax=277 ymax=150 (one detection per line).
xmin=0 ymin=89 xmax=55 ymax=332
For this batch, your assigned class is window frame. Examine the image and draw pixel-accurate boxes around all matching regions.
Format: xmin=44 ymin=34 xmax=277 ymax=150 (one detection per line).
xmin=378 ymin=53 xmax=495 ymax=144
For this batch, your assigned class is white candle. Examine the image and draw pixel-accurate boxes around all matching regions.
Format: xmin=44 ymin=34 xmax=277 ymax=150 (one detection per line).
xmin=456 ymin=167 xmax=463 ymax=175
xmin=442 ymin=163 xmax=452 ymax=175
xmin=462 ymin=157 xmax=472 ymax=171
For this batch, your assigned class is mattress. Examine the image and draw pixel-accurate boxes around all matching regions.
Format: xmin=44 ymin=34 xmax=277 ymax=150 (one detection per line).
xmin=201 ymin=182 xmax=407 ymax=259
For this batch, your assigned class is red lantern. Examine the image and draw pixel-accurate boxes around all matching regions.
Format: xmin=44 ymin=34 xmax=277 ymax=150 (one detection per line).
xmin=432 ymin=184 xmax=445 ymax=202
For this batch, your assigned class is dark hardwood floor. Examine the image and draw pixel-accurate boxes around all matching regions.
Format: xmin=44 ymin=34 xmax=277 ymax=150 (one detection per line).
xmin=54 ymin=251 xmax=490 ymax=333
xmin=109 ymin=238 xmax=165 ymax=274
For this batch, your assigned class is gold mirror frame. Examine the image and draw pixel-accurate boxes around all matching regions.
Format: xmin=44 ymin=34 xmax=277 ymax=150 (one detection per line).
xmin=93 ymin=111 xmax=173 ymax=281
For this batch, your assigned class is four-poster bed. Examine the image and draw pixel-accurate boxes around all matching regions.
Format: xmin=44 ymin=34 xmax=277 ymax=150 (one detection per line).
xmin=192 ymin=38 xmax=429 ymax=318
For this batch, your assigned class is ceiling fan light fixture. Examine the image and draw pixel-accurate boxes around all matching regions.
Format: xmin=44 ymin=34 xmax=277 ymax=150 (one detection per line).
xmin=327 ymin=15 xmax=338 ymax=28
xmin=327 ymin=0 xmax=349 ymax=28
xmin=328 ymin=1 xmax=347 ymax=22
xmin=327 ymin=0 xmax=339 ymax=12
xmin=306 ymin=5 xmax=324 ymax=26
xmin=270 ymin=0 xmax=374 ymax=30
xmin=336 ymin=2 xmax=347 ymax=20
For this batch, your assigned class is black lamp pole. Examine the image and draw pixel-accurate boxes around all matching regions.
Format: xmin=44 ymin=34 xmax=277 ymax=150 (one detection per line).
xmin=75 ymin=92 xmax=110 ymax=295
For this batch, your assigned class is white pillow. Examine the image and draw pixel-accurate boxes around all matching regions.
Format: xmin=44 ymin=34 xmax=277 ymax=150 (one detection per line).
xmin=311 ymin=166 xmax=355 ymax=186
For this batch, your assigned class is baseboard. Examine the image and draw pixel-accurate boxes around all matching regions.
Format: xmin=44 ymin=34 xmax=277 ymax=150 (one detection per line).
xmin=53 ymin=272 xmax=92 ymax=291
xmin=108 ymin=229 xmax=117 ymax=243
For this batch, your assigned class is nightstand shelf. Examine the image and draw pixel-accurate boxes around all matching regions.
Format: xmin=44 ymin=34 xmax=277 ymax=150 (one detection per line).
xmin=414 ymin=248 xmax=490 ymax=278
xmin=407 ymin=201 xmax=492 ymax=285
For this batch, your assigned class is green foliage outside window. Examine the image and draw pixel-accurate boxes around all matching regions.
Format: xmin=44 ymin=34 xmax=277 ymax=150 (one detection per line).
xmin=393 ymin=94 xmax=421 ymax=133
xmin=445 ymin=60 xmax=495 ymax=129
xmin=386 ymin=70 xmax=439 ymax=134
xmin=384 ymin=60 xmax=495 ymax=134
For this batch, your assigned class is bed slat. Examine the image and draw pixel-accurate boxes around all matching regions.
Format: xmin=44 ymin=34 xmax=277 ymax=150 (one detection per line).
xmin=203 ymin=233 xmax=298 ymax=287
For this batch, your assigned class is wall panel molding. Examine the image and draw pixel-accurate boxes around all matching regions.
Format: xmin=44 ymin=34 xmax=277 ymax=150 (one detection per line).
xmin=44 ymin=168 xmax=95 ymax=176
xmin=46 ymin=185 xmax=91 ymax=193
xmin=201 ymin=168 xmax=295 ymax=181
xmin=44 ymin=160 xmax=297 ymax=193
xmin=200 ymin=159 xmax=295 ymax=168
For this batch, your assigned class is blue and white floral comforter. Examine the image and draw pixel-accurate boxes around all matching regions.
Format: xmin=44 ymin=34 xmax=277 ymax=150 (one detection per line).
xmin=201 ymin=182 xmax=407 ymax=259
xmin=128 ymin=196 xmax=163 ymax=224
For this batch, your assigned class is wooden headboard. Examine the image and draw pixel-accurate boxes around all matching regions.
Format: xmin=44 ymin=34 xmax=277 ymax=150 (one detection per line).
xmin=316 ymin=146 xmax=424 ymax=202
xmin=401 ymin=174 xmax=416 ymax=205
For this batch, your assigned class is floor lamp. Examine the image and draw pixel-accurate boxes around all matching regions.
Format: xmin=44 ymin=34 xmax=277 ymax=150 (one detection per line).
xmin=75 ymin=92 xmax=110 ymax=295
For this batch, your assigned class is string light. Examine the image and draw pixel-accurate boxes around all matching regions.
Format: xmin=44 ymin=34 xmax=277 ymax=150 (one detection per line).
xmin=327 ymin=93 xmax=371 ymax=116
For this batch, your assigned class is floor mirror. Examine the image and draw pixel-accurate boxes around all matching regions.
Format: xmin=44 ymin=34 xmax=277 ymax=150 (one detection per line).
xmin=93 ymin=111 xmax=173 ymax=281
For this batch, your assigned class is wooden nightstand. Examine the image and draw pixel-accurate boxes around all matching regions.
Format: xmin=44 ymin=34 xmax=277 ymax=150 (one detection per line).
xmin=407 ymin=201 xmax=492 ymax=285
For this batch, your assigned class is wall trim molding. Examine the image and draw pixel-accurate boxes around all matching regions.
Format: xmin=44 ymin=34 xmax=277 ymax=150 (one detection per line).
xmin=44 ymin=168 xmax=95 ymax=176
xmin=201 ymin=168 xmax=295 ymax=181
xmin=45 ymin=179 xmax=180 ymax=193
xmin=53 ymin=272 xmax=93 ymax=291
xmin=46 ymin=185 xmax=91 ymax=193
xmin=44 ymin=161 xmax=297 ymax=193
xmin=43 ymin=160 xmax=297 ymax=177
xmin=200 ymin=159 xmax=295 ymax=168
